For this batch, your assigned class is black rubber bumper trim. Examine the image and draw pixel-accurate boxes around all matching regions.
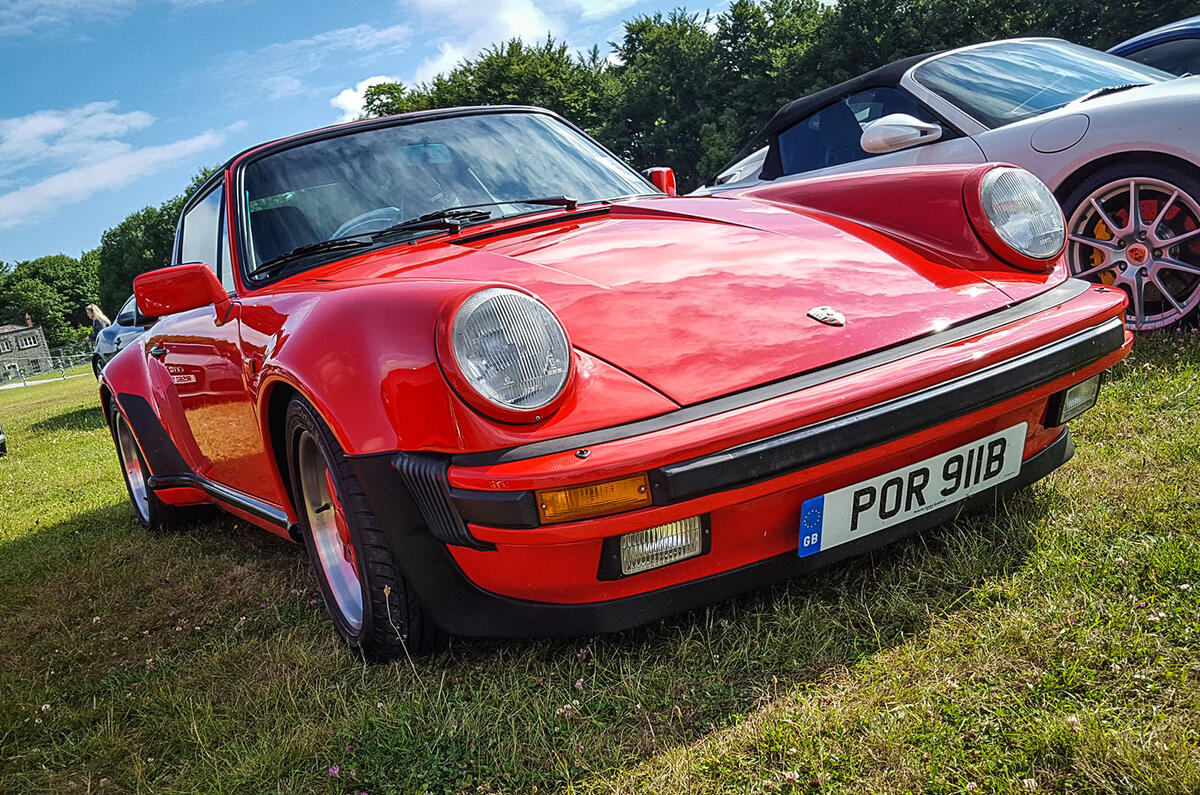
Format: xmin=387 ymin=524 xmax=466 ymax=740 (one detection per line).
xmin=453 ymin=279 xmax=1091 ymax=468
xmin=354 ymin=429 xmax=1073 ymax=639
xmin=393 ymin=452 xmax=495 ymax=550
xmin=444 ymin=314 xmax=1122 ymax=528
xmin=147 ymin=473 xmax=291 ymax=530
xmin=652 ymin=316 xmax=1124 ymax=504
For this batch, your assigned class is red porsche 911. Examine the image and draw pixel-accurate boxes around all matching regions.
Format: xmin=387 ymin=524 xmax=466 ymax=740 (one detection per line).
xmin=101 ymin=106 xmax=1130 ymax=660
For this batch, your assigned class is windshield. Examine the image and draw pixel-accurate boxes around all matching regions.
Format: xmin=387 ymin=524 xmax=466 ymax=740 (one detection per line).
xmin=912 ymin=40 xmax=1172 ymax=128
xmin=240 ymin=111 xmax=652 ymax=275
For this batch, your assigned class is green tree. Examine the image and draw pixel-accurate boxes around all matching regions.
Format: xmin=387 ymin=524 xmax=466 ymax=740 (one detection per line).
xmin=364 ymin=37 xmax=614 ymax=131
xmin=97 ymin=168 xmax=216 ymax=313
xmin=0 ymin=253 xmax=97 ymax=346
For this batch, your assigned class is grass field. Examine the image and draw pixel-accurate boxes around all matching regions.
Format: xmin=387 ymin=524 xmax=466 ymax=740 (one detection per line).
xmin=1 ymin=334 xmax=1198 ymax=794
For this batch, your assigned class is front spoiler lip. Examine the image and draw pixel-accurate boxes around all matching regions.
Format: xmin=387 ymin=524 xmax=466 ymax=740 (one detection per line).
xmin=354 ymin=428 xmax=1075 ymax=638
xmin=440 ymin=314 xmax=1125 ymax=530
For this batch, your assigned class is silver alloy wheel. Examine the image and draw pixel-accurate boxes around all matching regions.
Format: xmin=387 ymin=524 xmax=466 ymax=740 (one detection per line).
xmin=297 ymin=430 xmax=363 ymax=630
xmin=114 ymin=412 xmax=150 ymax=523
xmin=1067 ymin=177 xmax=1200 ymax=330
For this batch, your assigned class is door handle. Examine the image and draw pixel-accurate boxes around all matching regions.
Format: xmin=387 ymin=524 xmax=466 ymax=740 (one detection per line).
xmin=149 ymin=345 xmax=167 ymax=359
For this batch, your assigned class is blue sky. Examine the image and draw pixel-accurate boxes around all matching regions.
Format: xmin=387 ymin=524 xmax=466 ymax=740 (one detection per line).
xmin=0 ymin=0 xmax=689 ymax=264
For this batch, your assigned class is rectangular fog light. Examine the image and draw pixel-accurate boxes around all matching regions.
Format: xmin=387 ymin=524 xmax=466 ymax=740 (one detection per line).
xmin=1049 ymin=374 xmax=1101 ymax=425
xmin=619 ymin=516 xmax=705 ymax=576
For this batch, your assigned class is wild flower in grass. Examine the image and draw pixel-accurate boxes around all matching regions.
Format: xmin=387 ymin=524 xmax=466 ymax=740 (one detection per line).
xmin=1023 ymin=778 xmax=1037 ymax=790
xmin=782 ymin=771 xmax=799 ymax=784
xmin=310 ymin=599 xmax=318 ymax=606
xmin=573 ymin=679 xmax=583 ymax=690
xmin=41 ymin=704 xmax=50 ymax=712
xmin=1180 ymin=583 xmax=1192 ymax=592
xmin=555 ymin=699 xmax=581 ymax=719
xmin=328 ymin=764 xmax=339 ymax=777
xmin=92 ymin=616 xmax=100 ymax=624
xmin=168 ymin=611 xmax=176 ymax=618
xmin=1066 ymin=715 xmax=1081 ymax=733
xmin=258 ymin=603 xmax=266 ymax=609
xmin=966 ymin=783 xmax=978 ymax=792
xmin=290 ymin=588 xmax=300 ymax=595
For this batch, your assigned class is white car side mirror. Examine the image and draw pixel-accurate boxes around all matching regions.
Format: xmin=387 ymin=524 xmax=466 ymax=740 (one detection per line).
xmin=860 ymin=113 xmax=943 ymax=155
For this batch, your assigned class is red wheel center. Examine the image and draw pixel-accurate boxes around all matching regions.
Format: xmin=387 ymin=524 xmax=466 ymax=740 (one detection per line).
xmin=1127 ymin=244 xmax=1148 ymax=266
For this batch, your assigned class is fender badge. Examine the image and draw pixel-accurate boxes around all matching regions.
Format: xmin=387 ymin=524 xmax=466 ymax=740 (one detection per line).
xmin=807 ymin=306 xmax=845 ymax=326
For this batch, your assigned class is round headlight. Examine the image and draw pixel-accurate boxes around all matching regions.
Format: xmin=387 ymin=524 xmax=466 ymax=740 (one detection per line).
xmin=449 ymin=288 xmax=571 ymax=414
xmin=979 ymin=167 xmax=1065 ymax=260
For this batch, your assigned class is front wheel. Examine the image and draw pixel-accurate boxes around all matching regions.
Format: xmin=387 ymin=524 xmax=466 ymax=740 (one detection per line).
xmin=109 ymin=403 xmax=201 ymax=531
xmin=1062 ymin=162 xmax=1200 ymax=330
xmin=285 ymin=397 xmax=443 ymax=660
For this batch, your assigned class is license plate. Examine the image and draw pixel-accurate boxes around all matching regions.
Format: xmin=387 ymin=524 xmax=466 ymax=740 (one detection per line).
xmin=798 ymin=423 xmax=1026 ymax=557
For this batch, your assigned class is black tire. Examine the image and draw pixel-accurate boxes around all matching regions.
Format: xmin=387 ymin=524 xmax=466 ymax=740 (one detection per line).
xmin=284 ymin=396 xmax=444 ymax=660
xmin=108 ymin=402 xmax=202 ymax=531
xmin=1061 ymin=160 xmax=1200 ymax=329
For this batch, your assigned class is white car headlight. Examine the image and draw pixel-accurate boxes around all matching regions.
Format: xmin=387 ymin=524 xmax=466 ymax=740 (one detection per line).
xmin=449 ymin=288 xmax=571 ymax=414
xmin=979 ymin=167 xmax=1065 ymax=260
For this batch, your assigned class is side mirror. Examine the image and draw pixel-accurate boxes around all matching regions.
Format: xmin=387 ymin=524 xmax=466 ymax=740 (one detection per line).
xmin=860 ymin=113 xmax=943 ymax=155
xmin=642 ymin=167 xmax=677 ymax=197
xmin=134 ymin=263 xmax=229 ymax=319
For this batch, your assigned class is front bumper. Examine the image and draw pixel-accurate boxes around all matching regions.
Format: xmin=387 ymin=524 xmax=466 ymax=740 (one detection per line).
xmin=348 ymin=282 xmax=1130 ymax=637
xmin=352 ymin=429 xmax=1074 ymax=638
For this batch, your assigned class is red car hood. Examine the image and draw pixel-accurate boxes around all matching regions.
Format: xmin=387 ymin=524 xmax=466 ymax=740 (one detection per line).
xmin=319 ymin=198 xmax=1026 ymax=406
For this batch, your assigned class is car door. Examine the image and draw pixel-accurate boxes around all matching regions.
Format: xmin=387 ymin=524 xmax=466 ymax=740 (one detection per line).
xmin=144 ymin=180 xmax=278 ymax=497
xmin=769 ymin=87 xmax=986 ymax=182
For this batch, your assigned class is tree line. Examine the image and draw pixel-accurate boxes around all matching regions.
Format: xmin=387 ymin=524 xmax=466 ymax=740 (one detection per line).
xmin=2 ymin=0 xmax=1187 ymax=344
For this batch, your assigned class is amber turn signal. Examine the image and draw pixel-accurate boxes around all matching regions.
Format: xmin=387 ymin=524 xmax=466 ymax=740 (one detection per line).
xmin=536 ymin=473 xmax=652 ymax=524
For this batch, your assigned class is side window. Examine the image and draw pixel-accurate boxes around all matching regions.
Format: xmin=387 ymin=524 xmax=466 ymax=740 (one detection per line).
xmin=218 ymin=204 xmax=236 ymax=293
xmin=1123 ymin=38 xmax=1200 ymax=76
xmin=776 ymin=88 xmax=935 ymax=176
xmin=179 ymin=184 xmax=223 ymax=276
xmin=116 ymin=296 xmax=137 ymax=326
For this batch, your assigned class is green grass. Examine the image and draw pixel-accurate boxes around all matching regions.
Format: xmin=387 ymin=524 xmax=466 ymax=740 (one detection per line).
xmin=1 ymin=334 xmax=1198 ymax=793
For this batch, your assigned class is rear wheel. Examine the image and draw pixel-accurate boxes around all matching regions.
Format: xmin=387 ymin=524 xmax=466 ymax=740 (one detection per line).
xmin=285 ymin=397 xmax=443 ymax=660
xmin=1063 ymin=162 xmax=1200 ymax=329
xmin=109 ymin=403 xmax=200 ymax=531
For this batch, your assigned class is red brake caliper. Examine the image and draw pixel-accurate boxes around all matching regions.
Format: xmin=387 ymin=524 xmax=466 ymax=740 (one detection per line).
xmin=324 ymin=469 xmax=357 ymax=570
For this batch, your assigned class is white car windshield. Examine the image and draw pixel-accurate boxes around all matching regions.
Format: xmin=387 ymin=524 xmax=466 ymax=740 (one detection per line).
xmin=241 ymin=111 xmax=653 ymax=276
xmin=913 ymin=40 xmax=1172 ymax=128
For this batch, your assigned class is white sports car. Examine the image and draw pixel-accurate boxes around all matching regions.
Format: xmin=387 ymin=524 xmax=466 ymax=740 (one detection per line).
xmin=705 ymin=38 xmax=1200 ymax=330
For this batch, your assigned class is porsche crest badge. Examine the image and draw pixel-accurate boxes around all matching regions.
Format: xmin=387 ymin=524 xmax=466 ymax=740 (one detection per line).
xmin=806 ymin=306 xmax=845 ymax=326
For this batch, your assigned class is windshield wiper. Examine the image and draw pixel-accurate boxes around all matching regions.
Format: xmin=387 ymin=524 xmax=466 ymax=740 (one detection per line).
xmin=1076 ymin=83 xmax=1149 ymax=103
xmin=431 ymin=195 xmax=580 ymax=214
xmin=369 ymin=210 xmax=492 ymax=241
xmin=247 ymin=237 xmax=373 ymax=279
xmin=370 ymin=197 xmax=581 ymax=241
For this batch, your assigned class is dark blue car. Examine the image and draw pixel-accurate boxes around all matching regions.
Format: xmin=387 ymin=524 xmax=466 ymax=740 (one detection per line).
xmin=1110 ymin=15 xmax=1200 ymax=75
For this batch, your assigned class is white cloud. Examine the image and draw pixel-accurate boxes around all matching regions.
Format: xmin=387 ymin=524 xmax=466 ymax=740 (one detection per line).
xmin=216 ymin=23 xmax=411 ymax=102
xmin=555 ymin=0 xmax=639 ymax=21
xmin=0 ymin=0 xmax=134 ymax=35
xmin=330 ymin=75 xmax=398 ymax=123
xmin=0 ymin=101 xmax=155 ymax=172
xmin=404 ymin=0 xmax=559 ymax=84
xmin=0 ymin=103 xmax=234 ymax=229
xmin=399 ymin=0 xmax=640 ymax=86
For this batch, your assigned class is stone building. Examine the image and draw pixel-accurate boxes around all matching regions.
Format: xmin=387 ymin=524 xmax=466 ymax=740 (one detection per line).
xmin=0 ymin=322 xmax=52 ymax=377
